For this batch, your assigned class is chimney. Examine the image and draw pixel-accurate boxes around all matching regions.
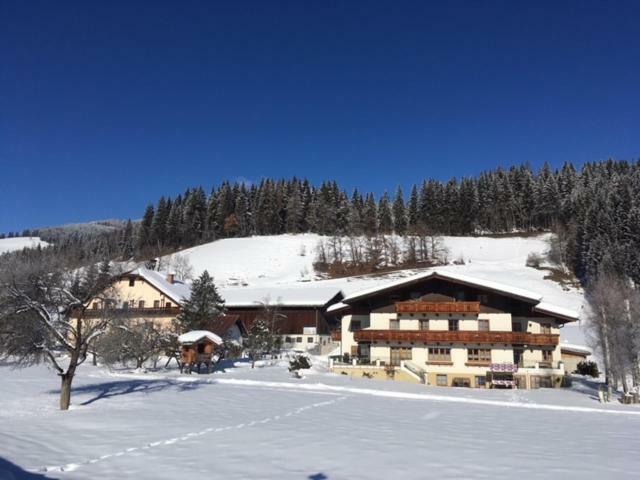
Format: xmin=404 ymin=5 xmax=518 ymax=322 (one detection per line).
xmin=166 ymin=273 xmax=175 ymax=284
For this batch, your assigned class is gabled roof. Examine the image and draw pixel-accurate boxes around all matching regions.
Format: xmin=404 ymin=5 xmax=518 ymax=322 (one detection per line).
xmin=340 ymin=269 xmax=579 ymax=322
xmin=342 ymin=269 xmax=542 ymax=303
xmin=209 ymin=314 xmax=243 ymax=337
xmin=178 ymin=330 xmax=223 ymax=345
xmin=127 ymin=268 xmax=191 ymax=305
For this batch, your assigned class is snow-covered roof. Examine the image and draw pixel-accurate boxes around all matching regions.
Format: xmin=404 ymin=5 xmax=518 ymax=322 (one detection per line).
xmin=560 ymin=342 xmax=591 ymax=356
xmin=178 ymin=330 xmax=223 ymax=345
xmin=533 ymin=302 xmax=580 ymax=322
xmin=129 ymin=268 xmax=191 ymax=305
xmin=326 ymin=301 xmax=349 ymax=313
xmin=221 ymin=284 xmax=343 ymax=308
xmin=340 ymin=269 xmax=579 ymax=322
xmin=342 ymin=269 xmax=542 ymax=303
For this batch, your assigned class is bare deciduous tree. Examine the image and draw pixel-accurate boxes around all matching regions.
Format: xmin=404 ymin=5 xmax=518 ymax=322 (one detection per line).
xmin=96 ymin=320 xmax=168 ymax=369
xmin=585 ymin=271 xmax=640 ymax=399
xmin=0 ymin=255 xmax=121 ymax=410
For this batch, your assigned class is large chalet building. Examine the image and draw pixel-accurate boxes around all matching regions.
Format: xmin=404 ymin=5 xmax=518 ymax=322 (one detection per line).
xmin=328 ymin=270 xmax=580 ymax=389
xmin=86 ymin=265 xmax=582 ymax=389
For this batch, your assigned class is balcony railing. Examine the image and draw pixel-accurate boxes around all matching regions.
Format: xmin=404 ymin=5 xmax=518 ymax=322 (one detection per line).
xmin=80 ymin=306 xmax=182 ymax=318
xmin=330 ymin=330 xmax=342 ymax=342
xmin=353 ymin=329 xmax=559 ymax=346
xmin=396 ymin=301 xmax=480 ymax=314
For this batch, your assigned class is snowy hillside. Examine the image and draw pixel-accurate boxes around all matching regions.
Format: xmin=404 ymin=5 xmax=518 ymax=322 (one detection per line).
xmin=0 ymin=236 xmax=48 ymax=255
xmin=166 ymin=234 xmax=322 ymax=287
xmin=164 ymin=233 xmax=588 ymax=345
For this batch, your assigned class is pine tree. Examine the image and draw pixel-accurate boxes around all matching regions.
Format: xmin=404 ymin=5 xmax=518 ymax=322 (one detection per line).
xmin=285 ymin=182 xmax=304 ymax=233
xmin=137 ymin=205 xmax=155 ymax=252
xmin=363 ymin=193 xmax=378 ymax=235
xmin=152 ymin=196 xmax=170 ymax=247
xmin=392 ymin=186 xmax=407 ymax=235
xmin=234 ymin=188 xmax=251 ymax=236
xmin=177 ymin=270 xmax=225 ymax=332
xmin=408 ymin=184 xmax=419 ymax=230
xmin=378 ymin=192 xmax=393 ymax=234
xmin=244 ymin=317 xmax=274 ymax=368
xmin=119 ymin=219 xmax=135 ymax=259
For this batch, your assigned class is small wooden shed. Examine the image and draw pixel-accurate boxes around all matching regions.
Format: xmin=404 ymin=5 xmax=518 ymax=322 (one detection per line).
xmin=178 ymin=330 xmax=223 ymax=374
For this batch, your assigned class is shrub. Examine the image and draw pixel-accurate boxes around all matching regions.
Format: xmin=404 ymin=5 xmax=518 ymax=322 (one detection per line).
xmin=575 ymin=360 xmax=599 ymax=377
xmin=288 ymin=354 xmax=312 ymax=372
xmin=526 ymin=252 xmax=543 ymax=268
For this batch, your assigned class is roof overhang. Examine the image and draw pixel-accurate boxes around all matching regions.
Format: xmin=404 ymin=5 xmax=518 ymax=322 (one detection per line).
xmin=342 ymin=270 xmax=542 ymax=305
xmin=532 ymin=302 xmax=580 ymax=323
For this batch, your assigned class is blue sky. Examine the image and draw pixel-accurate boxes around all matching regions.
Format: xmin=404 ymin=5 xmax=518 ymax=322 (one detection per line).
xmin=1 ymin=0 xmax=639 ymax=232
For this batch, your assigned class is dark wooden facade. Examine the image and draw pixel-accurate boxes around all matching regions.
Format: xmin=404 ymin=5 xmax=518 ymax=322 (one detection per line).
xmin=396 ymin=301 xmax=480 ymax=314
xmin=226 ymin=307 xmax=338 ymax=335
xmin=353 ymin=329 xmax=559 ymax=346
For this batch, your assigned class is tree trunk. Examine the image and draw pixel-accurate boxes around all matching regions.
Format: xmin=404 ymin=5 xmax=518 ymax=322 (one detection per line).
xmin=621 ymin=373 xmax=629 ymax=395
xmin=600 ymin=307 xmax=613 ymax=402
xmin=92 ymin=352 xmax=97 ymax=366
xmin=60 ymin=373 xmax=73 ymax=410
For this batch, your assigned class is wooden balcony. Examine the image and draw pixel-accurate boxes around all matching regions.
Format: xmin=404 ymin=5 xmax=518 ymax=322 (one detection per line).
xmin=80 ymin=307 xmax=182 ymax=318
xmin=396 ymin=301 xmax=480 ymax=314
xmin=353 ymin=329 xmax=559 ymax=346
xmin=330 ymin=330 xmax=342 ymax=342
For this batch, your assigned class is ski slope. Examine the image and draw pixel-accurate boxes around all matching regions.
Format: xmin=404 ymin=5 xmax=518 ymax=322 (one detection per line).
xmin=0 ymin=236 xmax=48 ymax=255
xmin=0 ymin=361 xmax=638 ymax=480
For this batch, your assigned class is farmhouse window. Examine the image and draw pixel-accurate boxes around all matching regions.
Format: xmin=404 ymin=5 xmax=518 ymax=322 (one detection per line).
xmin=467 ymin=348 xmax=491 ymax=363
xmin=428 ymin=347 xmax=451 ymax=362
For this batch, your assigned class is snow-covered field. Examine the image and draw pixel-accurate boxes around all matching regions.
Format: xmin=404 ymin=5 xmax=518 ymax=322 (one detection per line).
xmin=1 ymin=361 xmax=638 ymax=479
xmin=0 ymin=236 xmax=48 ymax=255
xmin=164 ymin=233 xmax=588 ymax=345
